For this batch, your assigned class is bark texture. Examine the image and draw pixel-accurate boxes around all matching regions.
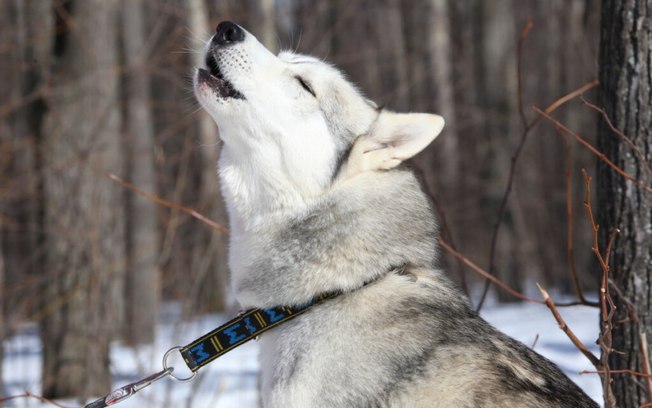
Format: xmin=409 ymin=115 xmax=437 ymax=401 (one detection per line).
xmin=122 ymin=0 xmax=160 ymax=345
xmin=41 ymin=0 xmax=124 ymax=398
xmin=598 ymin=0 xmax=652 ymax=406
xmin=187 ymin=0 xmax=230 ymax=312
xmin=478 ymin=0 xmax=522 ymax=302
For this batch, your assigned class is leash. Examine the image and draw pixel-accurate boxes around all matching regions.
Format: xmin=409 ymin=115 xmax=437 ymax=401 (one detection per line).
xmin=84 ymin=293 xmax=336 ymax=408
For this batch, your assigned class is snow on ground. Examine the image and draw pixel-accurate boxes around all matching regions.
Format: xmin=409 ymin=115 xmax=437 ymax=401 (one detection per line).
xmin=3 ymin=301 xmax=602 ymax=407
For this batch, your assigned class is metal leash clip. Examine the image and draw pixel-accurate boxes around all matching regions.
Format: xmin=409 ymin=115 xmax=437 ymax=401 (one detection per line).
xmin=83 ymin=346 xmax=197 ymax=408
xmin=83 ymin=367 xmax=173 ymax=408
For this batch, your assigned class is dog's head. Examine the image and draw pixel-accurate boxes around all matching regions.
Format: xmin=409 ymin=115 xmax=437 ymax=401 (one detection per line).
xmin=195 ymin=22 xmax=444 ymax=222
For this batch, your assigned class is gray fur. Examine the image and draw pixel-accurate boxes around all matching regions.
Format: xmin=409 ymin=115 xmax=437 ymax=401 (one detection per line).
xmin=193 ymin=22 xmax=599 ymax=408
xmin=242 ymin=171 xmax=598 ymax=408
xmin=234 ymin=170 xmax=437 ymax=308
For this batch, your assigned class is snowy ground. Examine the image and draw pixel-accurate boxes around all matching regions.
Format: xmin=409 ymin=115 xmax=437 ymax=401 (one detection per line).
xmin=3 ymin=300 xmax=602 ymax=407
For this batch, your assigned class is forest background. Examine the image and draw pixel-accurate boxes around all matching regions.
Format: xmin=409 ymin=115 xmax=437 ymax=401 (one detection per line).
xmin=4 ymin=0 xmax=649 ymax=406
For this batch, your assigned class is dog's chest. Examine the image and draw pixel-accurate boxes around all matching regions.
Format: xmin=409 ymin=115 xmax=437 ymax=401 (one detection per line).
xmin=257 ymin=291 xmax=417 ymax=407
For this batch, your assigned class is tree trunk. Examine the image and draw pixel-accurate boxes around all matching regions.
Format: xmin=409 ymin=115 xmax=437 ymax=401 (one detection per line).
xmin=444 ymin=0 xmax=484 ymax=286
xmin=122 ymin=0 xmax=160 ymax=345
xmin=249 ymin=0 xmax=277 ymax=53
xmin=0 ymin=223 xmax=4 ymax=388
xmin=428 ymin=0 xmax=458 ymax=190
xmin=598 ymin=0 xmax=652 ymax=406
xmin=478 ymin=0 xmax=523 ymax=302
xmin=296 ymin=0 xmax=333 ymax=58
xmin=0 ymin=0 xmax=15 ymax=388
xmin=1 ymin=0 xmax=53 ymax=383
xmin=41 ymin=0 xmax=124 ymax=398
xmin=374 ymin=0 xmax=409 ymax=110
xmin=186 ymin=0 xmax=229 ymax=313
xmin=0 ymin=0 xmax=51 ymax=321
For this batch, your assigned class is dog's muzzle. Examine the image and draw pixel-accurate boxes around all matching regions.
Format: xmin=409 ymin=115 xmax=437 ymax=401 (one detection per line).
xmin=197 ymin=21 xmax=246 ymax=100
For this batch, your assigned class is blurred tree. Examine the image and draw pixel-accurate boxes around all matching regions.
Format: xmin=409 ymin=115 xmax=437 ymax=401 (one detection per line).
xmin=249 ymin=0 xmax=278 ymax=53
xmin=0 ymin=0 xmax=51 ymax=319
xmin=1 ymin=0 xmax=54 ymax=388
xmin=122 ymin=0 xmax=160 ymax=345
xmin=296 ymin=0 xmax=332 ymax=57
xmin=0 ymin=1 xmax=617 ymax=400
xmin=0 ymin=9 xmax=18 ymax=381
xmin=187 ymin=0 xmax=229 ymax=312
xmin=598 ymin=0 xmax=652 ymax=406
xmin=0 ymin=232 xmax=3 ymax=386
xmin=478 ymin=0 xmax=522 ymax=302
xmin=374 ymin=0 xmax=409 ymax=110
xmin=427 ymin=0 xmax=458 ymax=192
xmin=40 ymin=0 xmax=124 ymax=398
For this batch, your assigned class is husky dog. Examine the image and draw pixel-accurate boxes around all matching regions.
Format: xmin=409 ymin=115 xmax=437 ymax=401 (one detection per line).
xmin=194 ymin=21 xmax=598 ymax=408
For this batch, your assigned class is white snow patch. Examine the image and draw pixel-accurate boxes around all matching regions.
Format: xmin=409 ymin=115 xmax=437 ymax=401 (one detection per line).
xmin=3 ymin=301 xmax=602 ymax=407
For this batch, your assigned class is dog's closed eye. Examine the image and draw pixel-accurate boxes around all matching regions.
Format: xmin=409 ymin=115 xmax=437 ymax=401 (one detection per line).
xmin=295 ymin=76 xmax=316 ymax=97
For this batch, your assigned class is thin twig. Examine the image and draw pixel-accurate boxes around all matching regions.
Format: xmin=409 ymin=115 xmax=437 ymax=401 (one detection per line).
xmin=581 ymin=170 xmax=612 ymax=286
xmin=410 ymin=163 xmax=470 ymax=296
xmin=477 ymin=76 xmax=600 ymax=311
xmin=517 ymin=18 xmax=534 ymax=128
xmin=108 ymin=173 xmax=229 ymax=235
xmin=535 ymin=109 xmax=652 ymax=194
xmin=581 ymin=369 xmax=652 ymax=379
xmin=0 ymin=391 xmax=74 ymax=408
xmin=478 ymin=18 xmax=534 ymax=311
xmin=640 ymin=332 xmax=652 ymax=402
xmin=439 ymin=237 xmax=592 ymax=307
xmin=428 ymin=190 xmax=470 ymax=297
xmin=537 ymin=283 xmax=600 ymax=368
xmin=581 ymin=96 xmax=652 ymax=182
xmin=553 ymin=127 xmax=597 ymax=306
xmin=526 ymin=80 xmax=599 ymax=131
xmin=439 ymin=238 xmax=544 ymax=303
xmin=531 ymin=333 xmax=540 ymax=349
xmin=581 ymin=169 xmax=617 ymax=408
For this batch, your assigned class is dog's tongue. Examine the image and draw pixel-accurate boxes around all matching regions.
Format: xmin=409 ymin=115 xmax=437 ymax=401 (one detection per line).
xmin=197 ymin=68 xmax=244 ymax=99
xmin=198 ymin=68 xmax=224 ymax=93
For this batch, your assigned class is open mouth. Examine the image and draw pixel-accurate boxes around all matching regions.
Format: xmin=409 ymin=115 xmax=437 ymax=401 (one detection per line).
xmin=199 ymin=52 xmax=245 ymax=100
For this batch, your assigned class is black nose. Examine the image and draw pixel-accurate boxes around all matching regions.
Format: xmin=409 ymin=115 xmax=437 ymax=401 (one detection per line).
xmin=214 ymin=21 xmax=245 ymax=45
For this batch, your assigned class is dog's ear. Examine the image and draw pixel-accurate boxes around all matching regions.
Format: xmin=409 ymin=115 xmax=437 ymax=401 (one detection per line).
xmin=337 ymin=111 xmax=444 ymax=181
xmin=370 ymin=111 xmax=445 ymax=162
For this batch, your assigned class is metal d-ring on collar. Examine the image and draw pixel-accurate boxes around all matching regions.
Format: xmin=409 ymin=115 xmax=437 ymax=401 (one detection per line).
xmin=163 ymin=346 xmax=198 ymax=382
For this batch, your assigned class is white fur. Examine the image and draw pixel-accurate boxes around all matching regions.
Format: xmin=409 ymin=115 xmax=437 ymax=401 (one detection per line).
xmin=194 ymin=25 xmax=447 ymax=406
xmin=194 ymin=32 xmax=443 ymax=234
xmin=191 ymin=24 xmax=595 ymax=408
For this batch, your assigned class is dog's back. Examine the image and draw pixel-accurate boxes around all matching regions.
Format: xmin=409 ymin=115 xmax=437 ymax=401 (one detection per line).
xmin=252 ymin=170 xmax=597 ymax=408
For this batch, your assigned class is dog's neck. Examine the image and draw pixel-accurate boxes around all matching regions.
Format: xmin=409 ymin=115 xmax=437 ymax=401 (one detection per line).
xmin=218 ymin=146 xmax=317 ymax=233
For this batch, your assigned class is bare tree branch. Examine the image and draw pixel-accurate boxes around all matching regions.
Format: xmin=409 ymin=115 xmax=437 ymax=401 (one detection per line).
xmin=552 ymin=127 xmax=597 ymax=307
xmin=0 ymin=391 xmax=74 ymax=408
xmin=439 ymin=238 xmax=544 ymax=304
xmin=439 ymin=237 xmax=594 ymax=307
xmin=477 ymin=74 xmax=600 ymax=310
xmin=108 ymin=173 xmax=230 ymax=235
xmin=535 ymin=109 xmax=652 ymax=194
xmin=537 ymin=283 xmax=600 ymax=367
xmin=581 ymin=96 xmax=652 ymax=183
xmin=581 ymin=169 xmax=617 ymax=408
xmin=581 ymin=369 xmax=652 ymax=379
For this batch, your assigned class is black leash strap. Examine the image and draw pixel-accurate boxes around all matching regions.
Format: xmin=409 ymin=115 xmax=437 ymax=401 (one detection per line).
xmin=180 ymin=292 xmax=337 ymax=372
xmin=84 ymin=292 xmax=336 ymax=407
